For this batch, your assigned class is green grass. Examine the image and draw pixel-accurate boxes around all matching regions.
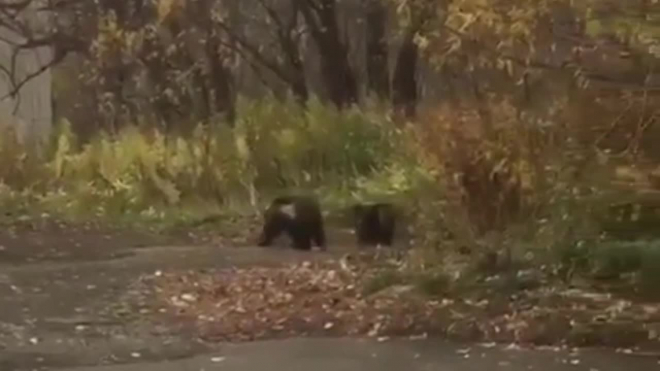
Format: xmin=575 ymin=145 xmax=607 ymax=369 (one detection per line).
xmin=0 ymin=97 xmax=424 ymax=231
xmin=3 ymin=96 xmax=660 ymax=297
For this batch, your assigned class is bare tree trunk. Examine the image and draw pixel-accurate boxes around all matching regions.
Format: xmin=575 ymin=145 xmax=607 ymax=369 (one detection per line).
xmin=272 ymin=0 xmax=308 ymax=103
xmin=282 ymin=1 xmax=308 ymax=103
xmin=299 ymin=0 xmax=358 ymax=108
xmin=194 ymin=0 xmax=236 ymax=125
xmin=392 ymin=29 xmax=418 ymax=118
xmin=206 ymin=34 xmax=236 ymax=125
xmin=391 ymin=0 xmax=436 ymax=119
xmin=364 ymin=0 xmax=389 ymax=98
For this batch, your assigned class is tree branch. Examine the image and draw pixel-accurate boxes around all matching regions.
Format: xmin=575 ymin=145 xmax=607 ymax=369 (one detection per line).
xmin=442 ymin=24 xmax=660 ymax=91
xmin=214 ymin=18 xmax=294 ymax=85
xmin=0 ymin=47 xmax=66 ymax=103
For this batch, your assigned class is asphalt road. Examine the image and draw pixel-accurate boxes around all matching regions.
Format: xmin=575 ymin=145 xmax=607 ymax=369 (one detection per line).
xmin=61 ymin=337 xmax=660 ymax=371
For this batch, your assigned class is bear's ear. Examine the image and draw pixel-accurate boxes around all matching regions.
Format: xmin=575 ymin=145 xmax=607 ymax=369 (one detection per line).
xmin=279 ymin=204 xmax=296 ymax=218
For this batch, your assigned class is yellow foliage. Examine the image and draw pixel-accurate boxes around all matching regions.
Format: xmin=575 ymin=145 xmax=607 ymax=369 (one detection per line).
xmin=0 ymin=98 xmax=410 ymax=221
xmin=156 ymin=0 xmax=183 ymax=23
xmin=415 ymin=98 xmax=544 ymax=234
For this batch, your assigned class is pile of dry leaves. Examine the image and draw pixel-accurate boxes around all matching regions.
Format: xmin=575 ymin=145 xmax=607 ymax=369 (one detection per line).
xmin=153 ymin=259 xmax=442 ymax=341
xmin=149 ymin=258 xmax=660 ymax=351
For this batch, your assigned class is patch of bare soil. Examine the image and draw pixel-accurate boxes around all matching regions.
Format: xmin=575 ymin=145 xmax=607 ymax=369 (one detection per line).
xmin=0 ymin=218 xmax=172 ymax=263
xmin=0 ymin=215 xmax=258 ymax=264
xmin=149 ymin=257 xmax=660 ymax=352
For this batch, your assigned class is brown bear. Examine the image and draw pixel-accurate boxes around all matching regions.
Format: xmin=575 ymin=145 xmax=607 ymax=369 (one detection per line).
xmin=258 ymin=195 xmax=327 ymax=251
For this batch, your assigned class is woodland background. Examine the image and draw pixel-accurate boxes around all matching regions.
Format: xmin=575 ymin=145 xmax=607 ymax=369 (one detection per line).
xmin=0 ymin=0 xmax=660 ymax=292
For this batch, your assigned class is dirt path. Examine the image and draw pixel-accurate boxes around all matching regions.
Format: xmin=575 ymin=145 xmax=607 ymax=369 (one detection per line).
xmin=0 ymin=221 xmax=340 ymax=370
xmin=2 ymin=221 xmax=660 ymax=371
xmin=60 ymin=338 xmax=660 ymax=371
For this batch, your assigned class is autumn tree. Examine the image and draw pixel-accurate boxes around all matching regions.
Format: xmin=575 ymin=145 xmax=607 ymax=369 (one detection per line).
xmin=5 ymin=0 xmax=659 ymax=133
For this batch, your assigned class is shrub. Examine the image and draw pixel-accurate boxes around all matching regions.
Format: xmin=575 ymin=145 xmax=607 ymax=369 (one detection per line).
xmin=0 ymin=97 xmax=411 ymax=224
xmin=404 ymin=95 xmax=617 ymax=282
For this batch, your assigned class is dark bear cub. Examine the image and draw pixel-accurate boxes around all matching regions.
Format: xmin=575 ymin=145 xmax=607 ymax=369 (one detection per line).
xmin=258 ymin=195 xmax=327 ymax=251
xmin=352 ymin=202 xmax=396 ymax=247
